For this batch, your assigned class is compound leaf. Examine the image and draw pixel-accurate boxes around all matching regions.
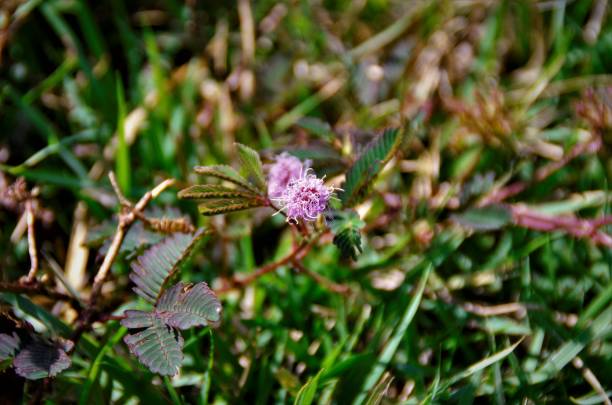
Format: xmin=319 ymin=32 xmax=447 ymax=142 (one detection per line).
xmin=130 ymin=229 xmax=206 ymax=303
xmin=341 ymin=128 xmax=402 ymax=207
xmin=121 ymin=282 xmax=222 ymax=376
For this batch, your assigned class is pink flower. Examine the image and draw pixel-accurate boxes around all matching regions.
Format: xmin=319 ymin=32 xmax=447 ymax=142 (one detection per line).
xmin=274 ymin=169 xmax=334 ymax=223
xmin=267 ymin=152 xmax=310 ymax=198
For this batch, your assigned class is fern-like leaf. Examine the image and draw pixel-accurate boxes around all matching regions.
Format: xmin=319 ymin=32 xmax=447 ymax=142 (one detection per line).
xmin=330 ymin=210 xmax=365 ymax=260
xmin=341 ymin=128 xmax=402 ymax=207
xmin=0 ymin=332 xmax=20 ymax=361
xmin=121 ymin=310 xmax=155 ymax=328
xmin=193 ymin=165 xmax=260 ymax=194
xmin=13 ymin=339 xmax=73 ymax=380
xmin=235 ymin=143 xmax=267 ymax=193
xmin=178 ymin=184 xmax=258 ymax=200
xmin=123 ymin=315 xmax=184 ymax=376
xmin=156 ymin=282 xmax=222 ymax=329
xmin=197 ymin=197 xmax=266 ymax=216
xmin=130 ymin=229 xmax=207 ymax=303
xmin=121 ymin=282 xmax=221 ymax=376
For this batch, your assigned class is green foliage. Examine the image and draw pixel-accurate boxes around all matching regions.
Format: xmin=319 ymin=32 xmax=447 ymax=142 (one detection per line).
xmin=193 ymin=165 xmax=260 ymax=194
xmin=197 ymin=197 xmax=266 ymax=216
xmin=341 ymin=128 xmax=402 ymax=207
xmin=330 ymin=210 xmax=365 ymax=259
xmin=296 ymin=117 xmax=335 ymax=141
xmin=294 ymin=369 xmax=324 ymax=405
xmin=181 ymin=145 xmax=269 ymax=216
xmin=235 ymin=143 xmax=267 ymax=193
xmin=178 ymin=184 xmax=257 ymax=199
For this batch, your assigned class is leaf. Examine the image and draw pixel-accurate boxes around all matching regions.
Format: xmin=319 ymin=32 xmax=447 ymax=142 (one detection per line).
xmin=453 ymin=205 xmax=512 ymax=231
xmin=353 ymin=265 xmax=431 ymax=405
xmin=123 ymin=315 xmax=184 ymax=376
xmin=130 ymin=229 xmax=206 ymax=303
xmin=156 ymin=282 xmax=222 ymax=329
xmin=121 ymin=282 xmax=222 ymax=376
xmin=13 ymin=339 xmax=73 ymax=380
xmin=79 ymin=326 xmax=127 ymax=405
xmin=341 ymin=128 xmax=402 ymax=207
xmin=0 ymin=332 xmax=20 ymax=361
xmin=294 ymin=369 xmax=324 ymax=405
xmin=330 ymin=210 xmax=365 ymax=260
xmin=178 ymin=184 xmax=258 ymax=200
xmin=365 ymin=372 xmax=393 ymax=405
xmin=193 ymin=165 xmax=260 ymax=194
xmin=449 ymin=338 xmax=524 ymax=385
xmin=122 ymin=310 xmax=155 ymax=328
xmin=527 ymin=307 xmax=611 ymax=385
xmin=198 ymin=197 xmax=266 ymax=216
xmin=296 ymin=117 xmax=335 ymax=141
xmin=235 ymin=143 xmax=267 ymax=192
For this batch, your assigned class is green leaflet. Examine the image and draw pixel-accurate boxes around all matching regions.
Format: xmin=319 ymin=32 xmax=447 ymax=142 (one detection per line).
xmin=178 ymin=184 xmax=259 ymax=200
xmin=294 ymin=369 xmax=324 ymax=405
xmin=235 ymin=142 xmax=267 ymax=193
xmin=296 ymin=117 xmax=335 ymax=141
xmin=330 ymin=210 xmax=365 ymax=260
xmin=198 ymin=197 xmax=266 ymax=216
xmin=341 ymin=128 xmax=402 ymax=207
xmin=184 ymin=145 xmax=269 ymax=217
xmin=193 ymin=164 xmax=260 ymax=194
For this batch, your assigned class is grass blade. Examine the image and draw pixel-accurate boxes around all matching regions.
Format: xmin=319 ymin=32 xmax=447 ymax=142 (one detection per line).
xmin=352 ymin=264 xmax=431 ymax=405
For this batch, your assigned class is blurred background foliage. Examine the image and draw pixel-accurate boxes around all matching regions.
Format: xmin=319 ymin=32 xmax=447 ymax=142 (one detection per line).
xmin=0 ymin=0 xmax=611 ymax=403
